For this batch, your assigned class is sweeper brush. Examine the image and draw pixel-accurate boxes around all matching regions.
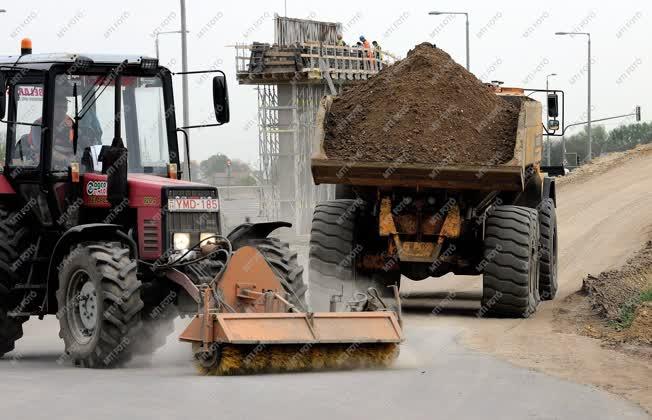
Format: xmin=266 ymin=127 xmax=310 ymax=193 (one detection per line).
xmin=179 ymin=245 xmax=403 ymax=375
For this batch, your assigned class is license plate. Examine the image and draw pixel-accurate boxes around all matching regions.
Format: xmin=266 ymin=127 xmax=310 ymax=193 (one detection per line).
xmin=168 ymin=197 xmax=219 ymax=212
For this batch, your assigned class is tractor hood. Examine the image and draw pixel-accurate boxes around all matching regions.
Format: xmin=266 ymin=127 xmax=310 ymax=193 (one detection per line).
xmin=82 ymin=173 xmax=216 ymax=208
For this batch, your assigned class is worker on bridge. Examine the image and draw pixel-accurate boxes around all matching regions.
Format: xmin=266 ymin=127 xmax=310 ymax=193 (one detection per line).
xmin=372 ymin=40 xmax=383 ymax=70
xmin=360 ymin=36 xmax=374 ymax=71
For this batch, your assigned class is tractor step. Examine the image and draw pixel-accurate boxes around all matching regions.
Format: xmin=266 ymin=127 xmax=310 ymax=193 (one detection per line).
xmin=7 ymin=311 xmax=34 ymax=318
xmin=12 ymin=283 xmax=47 ymax=290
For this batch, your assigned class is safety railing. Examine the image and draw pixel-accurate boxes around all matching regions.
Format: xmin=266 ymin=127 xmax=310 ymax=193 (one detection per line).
xmin=234 ymin=42 xmax=394 ymax=82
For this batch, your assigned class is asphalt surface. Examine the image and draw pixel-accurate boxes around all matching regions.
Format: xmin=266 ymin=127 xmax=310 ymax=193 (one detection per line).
xmin=0 ymin=314 xmax=648 ymax=420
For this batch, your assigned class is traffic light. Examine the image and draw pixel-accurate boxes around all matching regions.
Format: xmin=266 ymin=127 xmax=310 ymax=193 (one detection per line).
xmin=635 ymin=105 xmax=641 ymax=122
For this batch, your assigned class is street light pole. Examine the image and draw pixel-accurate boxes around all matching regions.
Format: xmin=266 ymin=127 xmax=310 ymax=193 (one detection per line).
xmin=465 ymin=14 xmax=470 ymax=72
xmin=545 ymin=73 xmax=557 ymax=166
xmin=587 ymin=34 xmax=592 ymax=161
xmin=428 ymin=11 xmax=470 ymax=71
xmin=154 ymin=30 xmax=190 ymax=59
xmin=180 ymin=0 xmax=190 ymax=177
xmin=555 ymin=31 xmax=592 ymax=161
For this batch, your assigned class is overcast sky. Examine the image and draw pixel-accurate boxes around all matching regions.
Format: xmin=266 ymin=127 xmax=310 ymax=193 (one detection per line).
xmin=3 ymin=1 xmax=650 ymax=165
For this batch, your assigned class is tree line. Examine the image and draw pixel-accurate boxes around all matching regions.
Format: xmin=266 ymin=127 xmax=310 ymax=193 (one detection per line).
xmin=547 ymin=122 xmax=652 ymax=165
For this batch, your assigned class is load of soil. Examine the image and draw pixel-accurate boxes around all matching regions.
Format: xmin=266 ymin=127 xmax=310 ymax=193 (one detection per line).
xmin=323 ymin=43 xmax=520 ymax=165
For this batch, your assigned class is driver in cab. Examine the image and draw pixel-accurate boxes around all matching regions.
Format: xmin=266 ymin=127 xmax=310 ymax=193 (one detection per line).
xmin=28 ymin=88 xmax=75 ymax=169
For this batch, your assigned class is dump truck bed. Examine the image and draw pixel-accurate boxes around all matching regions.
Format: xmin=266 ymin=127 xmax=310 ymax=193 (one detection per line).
xmin=311 ymin=95 xmax=543 ymax=191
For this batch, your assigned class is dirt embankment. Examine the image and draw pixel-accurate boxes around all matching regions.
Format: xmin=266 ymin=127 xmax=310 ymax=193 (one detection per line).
xmin=461 ymin=147 xmax=652 ymax=414
xmin=556 ymin=143 xmax=652 ymax=187
xmin=323 ymin=43 xmax=520 ymax=165
xmin=555 ymin=241 xmax=652 ymax=353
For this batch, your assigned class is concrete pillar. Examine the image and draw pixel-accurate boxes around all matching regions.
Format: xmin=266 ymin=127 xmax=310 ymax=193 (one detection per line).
xmin=276 ymin=84 xmax=296 ymax=224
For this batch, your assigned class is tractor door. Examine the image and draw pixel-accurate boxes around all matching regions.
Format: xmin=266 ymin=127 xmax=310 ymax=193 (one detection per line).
xmin=3 ymin=72 xmax=55 ymax=227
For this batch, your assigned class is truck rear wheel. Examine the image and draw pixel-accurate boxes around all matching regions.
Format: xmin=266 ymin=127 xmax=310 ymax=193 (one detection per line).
xmin=0 ymin=306 xmax=25 ymax=358
xmin=481 ymin=206 xmax=540 ymax=318
xmin=56 ymin=242 xmax=143 ymax=368
xmin=538 ymin=198 xmax=558 ymax=300
xmin=309 ymin=200 xmax=399 ymax=312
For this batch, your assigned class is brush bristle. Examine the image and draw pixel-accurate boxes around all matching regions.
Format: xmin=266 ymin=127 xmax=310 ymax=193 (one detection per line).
xmin=193 ymin=343 xmax=400 ymax=376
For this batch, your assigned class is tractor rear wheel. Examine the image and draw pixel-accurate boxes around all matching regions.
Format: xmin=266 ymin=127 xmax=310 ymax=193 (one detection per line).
xmin=56 ymin=242 xmax=143 ymax=368
xmin=309 ymin=200 xmax=400 ymax=312
xmin=0 ymin=204 xmax=33 ymax=357
xmin=481 ymin=206 xmax=540 ymax=318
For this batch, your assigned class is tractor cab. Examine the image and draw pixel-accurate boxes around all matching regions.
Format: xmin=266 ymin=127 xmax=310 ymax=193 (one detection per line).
xmin=0 ymin=40 xmax=228 ymax=183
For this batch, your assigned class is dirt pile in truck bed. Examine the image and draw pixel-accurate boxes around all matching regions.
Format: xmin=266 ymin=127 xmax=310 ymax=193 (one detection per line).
xmin=323 ymin=43 xmax=520 ymax=165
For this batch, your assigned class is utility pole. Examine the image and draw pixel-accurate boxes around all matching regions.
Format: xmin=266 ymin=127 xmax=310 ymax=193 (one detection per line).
xmin=180 ymin=0 xmax=190 ymax=174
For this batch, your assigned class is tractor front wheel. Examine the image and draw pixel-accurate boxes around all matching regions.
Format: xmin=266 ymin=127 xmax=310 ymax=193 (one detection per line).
xmin=56 ymin=242 xmax=143 ymax=368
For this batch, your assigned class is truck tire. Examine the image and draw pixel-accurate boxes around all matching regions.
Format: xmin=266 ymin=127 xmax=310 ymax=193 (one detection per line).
xmin=309 ymin=200 xmax=399 ymax=312
xmin=241 ymin=238 xmax=308 ymax=310
xmin=0 ymin=204 xmax=33 ymax=357
xmin=481 ymin=206 xmax=540 ymax=318
xmin=538 ymin=198 xmax=558 ymax=300
xmin=56 ymin=242 xmax=143 ymax=368
xmin=0 ymin=306 xmax=25 ymax=358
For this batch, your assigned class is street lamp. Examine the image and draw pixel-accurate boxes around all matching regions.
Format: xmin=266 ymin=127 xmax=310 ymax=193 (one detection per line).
xmin=154 ymin=30 xmax=189 ymax=59
xmin=556 ymin=31 xmax=591 ymax=161
xmin=545 ymin=73 xmax=557 ymax=165
xmin=180 ymin=0 xmax=190 ymax=179
xmin=429 ymin=11 xmax=470 ymax=71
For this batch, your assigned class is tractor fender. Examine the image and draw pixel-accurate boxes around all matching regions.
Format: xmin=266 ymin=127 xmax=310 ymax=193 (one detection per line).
xmin=46 ymin=224 xmax=137 ymax=311
xmin=543 ymin=177 xmax=556 ymax=207
xmin=226 ymin=221 xmax=292 ymax=250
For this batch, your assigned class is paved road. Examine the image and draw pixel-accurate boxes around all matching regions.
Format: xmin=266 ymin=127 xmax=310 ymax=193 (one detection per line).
xmin=1 ymin=316 xmax=647 ymax=420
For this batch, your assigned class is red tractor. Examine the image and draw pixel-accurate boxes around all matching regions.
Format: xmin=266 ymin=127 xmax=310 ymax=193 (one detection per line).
xmin=0 ymin=40 xmax=310 ymax=367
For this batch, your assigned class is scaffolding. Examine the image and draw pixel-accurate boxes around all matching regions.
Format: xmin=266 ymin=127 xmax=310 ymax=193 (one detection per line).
xmin=237 ymin=15 xmax=389 ymax=236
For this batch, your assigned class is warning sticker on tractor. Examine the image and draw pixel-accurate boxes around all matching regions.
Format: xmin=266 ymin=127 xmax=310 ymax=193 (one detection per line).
xmin=86 ymin=181 xmax=108 ymax=196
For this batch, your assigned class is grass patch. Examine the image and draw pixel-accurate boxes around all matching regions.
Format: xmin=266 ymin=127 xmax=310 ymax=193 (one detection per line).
xmin=611 ymin=288 xmax=652 ymax=330
xmin=640 ymin=289 xmax=652 ymax=302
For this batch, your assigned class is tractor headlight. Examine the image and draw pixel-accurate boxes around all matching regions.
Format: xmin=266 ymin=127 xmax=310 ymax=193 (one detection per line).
xmin=173 ymin=233 xmax=191 ymax=251
xmin=200 ymin=232 xmax=217 ymax=245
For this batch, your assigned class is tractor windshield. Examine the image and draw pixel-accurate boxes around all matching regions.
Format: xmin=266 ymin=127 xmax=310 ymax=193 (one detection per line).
xmin=51 ymin=73 xmax=170 ymax=174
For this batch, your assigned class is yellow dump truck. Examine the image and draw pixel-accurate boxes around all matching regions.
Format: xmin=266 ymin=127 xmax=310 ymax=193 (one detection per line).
xmin=309 ymin=86 xmax=558 ymax=318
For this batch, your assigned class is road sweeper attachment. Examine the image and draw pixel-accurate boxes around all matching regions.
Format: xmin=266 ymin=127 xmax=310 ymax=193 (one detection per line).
xmin=179 ymin=245 xmax=403 ymax=375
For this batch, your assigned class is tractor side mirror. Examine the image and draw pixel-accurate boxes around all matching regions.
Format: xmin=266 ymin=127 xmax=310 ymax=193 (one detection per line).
xmin=212 ymin=74 xmax=230 ymax=124
xmin=547 ymin=93 xmax=559 ymax=118
xmin=0 ymin=72 xmax=6 ymax=120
